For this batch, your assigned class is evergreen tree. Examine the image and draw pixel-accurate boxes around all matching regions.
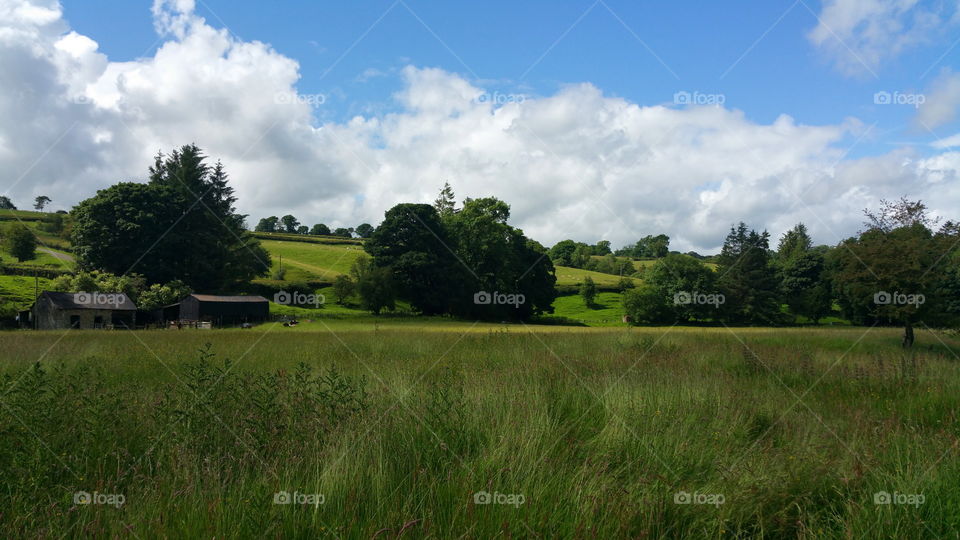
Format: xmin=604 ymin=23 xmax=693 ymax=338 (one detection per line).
xmin=716 ymin=223 xmax=781 ymax=324
xmin=434 ymin=182 xmax=456 ymax=217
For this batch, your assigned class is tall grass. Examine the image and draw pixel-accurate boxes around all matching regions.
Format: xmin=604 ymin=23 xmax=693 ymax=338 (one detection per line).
xmin=0 ymin=325 xmax=956 ymax=537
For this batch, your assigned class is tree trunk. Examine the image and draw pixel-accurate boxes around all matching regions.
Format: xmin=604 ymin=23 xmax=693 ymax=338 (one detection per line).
xmin=902 ymin=321 xmax=915 ymax=348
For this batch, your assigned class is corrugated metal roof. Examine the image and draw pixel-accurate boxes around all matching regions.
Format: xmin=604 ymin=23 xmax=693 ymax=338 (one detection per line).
xmin=188 ymin=294 xmax=269 ymax=303
xmin=37 ymin=291 xmax=138 ymax=311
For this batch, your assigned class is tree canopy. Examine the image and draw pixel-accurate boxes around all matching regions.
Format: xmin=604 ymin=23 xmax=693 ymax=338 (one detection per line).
xmin=71 ymin=144 xmax=270 ymax=291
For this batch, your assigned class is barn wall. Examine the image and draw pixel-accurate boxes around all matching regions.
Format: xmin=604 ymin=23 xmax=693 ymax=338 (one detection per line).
xmin=32 ymin=303 xmax=122 ymax=330
xmin=179 ymin=297 xmax=200 ymax=320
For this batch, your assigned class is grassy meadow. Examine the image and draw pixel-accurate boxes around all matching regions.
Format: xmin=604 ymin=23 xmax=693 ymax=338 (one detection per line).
xmin=0 ymin=323 xmax=956 ymax=537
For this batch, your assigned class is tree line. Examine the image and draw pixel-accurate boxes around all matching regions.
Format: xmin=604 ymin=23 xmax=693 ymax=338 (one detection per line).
xmin=254 ymin=215 xmax=374 ymax=238
xmin=621 ymin=201 xmax=960 ymax=347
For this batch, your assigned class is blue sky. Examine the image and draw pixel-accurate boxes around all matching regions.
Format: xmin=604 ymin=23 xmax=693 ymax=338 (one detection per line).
xmin=4 ymin=0 xmax=960 ymax=251
xmin=61 ymin=0 xmax=954 ymax=155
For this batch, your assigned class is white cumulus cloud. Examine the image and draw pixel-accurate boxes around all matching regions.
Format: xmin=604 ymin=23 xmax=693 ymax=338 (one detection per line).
xmin=1 ymin=0 xmax=959 ymax=254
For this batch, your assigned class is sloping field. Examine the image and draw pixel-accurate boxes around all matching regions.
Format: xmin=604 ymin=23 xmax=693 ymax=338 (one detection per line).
xmin=261 ymin=239 xmax=365 ymax=281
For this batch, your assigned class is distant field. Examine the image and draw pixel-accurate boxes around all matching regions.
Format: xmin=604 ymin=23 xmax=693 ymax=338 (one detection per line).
xmin=0 ymin=275 xmax=52 ymax=308
xmin=551 ymin=291 xmax=626 ymax=326
xmin=0 ymin=325 xmax=954 ymax=537
xmin=261 ymin=239 xmax=365 ymax=282
xmin=554 ymin=265 xmax=637 ymax=288
xmin=0 ymin=209 xmax=49 ymax=222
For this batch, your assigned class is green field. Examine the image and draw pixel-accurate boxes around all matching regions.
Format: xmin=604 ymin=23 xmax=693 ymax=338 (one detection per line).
xmin=554 ymin=265 xmax=636 ymax=288
xmin=0 ymin=275 xmax=52 ymax=306
xmin=261 ymin=239 xmax=365 ymax=282
xmin=551 ymin=291 xmax=627 ymax=326
xmin=0 ymin=324 xmax=954 ymax=537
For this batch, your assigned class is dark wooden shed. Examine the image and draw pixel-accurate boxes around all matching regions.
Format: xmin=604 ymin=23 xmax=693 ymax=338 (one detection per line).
xmin=171 ymin=294 xmax=269 ymax=326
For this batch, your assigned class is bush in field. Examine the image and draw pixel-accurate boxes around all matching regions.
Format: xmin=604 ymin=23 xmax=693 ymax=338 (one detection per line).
xmin=4 ymin=223 xmax=37 ymax=262
xmin=579 ymin=276 xmax=597 ymax=307
xmin=331 ymin=275 xmax=355 ymax=304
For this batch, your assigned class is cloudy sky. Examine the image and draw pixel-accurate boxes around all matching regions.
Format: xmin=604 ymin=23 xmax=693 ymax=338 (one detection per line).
xmin=2 ymin=0 xmax=960 ymax=252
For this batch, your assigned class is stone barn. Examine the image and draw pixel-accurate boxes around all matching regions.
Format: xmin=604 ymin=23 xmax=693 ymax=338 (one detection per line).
xmin=30 ymin=291 xmax=138 ymax=330
xmin=170 ymin=294 xmax=269 ymax=326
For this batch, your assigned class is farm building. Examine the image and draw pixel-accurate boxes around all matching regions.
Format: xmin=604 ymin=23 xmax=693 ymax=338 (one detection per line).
xmin=30 ymin=291 xmax=138 ymax=330
xmin=164 ymin=294 xmax=269 ymax=326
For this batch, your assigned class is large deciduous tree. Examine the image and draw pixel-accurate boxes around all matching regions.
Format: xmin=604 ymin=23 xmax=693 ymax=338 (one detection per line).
xmin=831 ymin=199 xmax=959 ymax=346
xmin=444 ymin=197 xmax=556 ymax=320
xmin=364 ymin=203 xmax=463 ymax=315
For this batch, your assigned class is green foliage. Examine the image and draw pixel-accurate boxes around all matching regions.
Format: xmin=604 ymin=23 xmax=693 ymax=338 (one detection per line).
xmin=0 ymin=196 xmax=15 ymax=210
xmin=280 ymin=214 xmax=299 ymax=233
xmin=309 ymin=223 xmax=330 ymax=235
xmin=622 ymin=283 xmax=673 ymax=323
xmin=647 ymin=253 xmax=721 ymax=322
xmin=830 ymin=199 xmax=960 ymax=344
xmin=70 ymin=145 xmax=271 ymax=290
xmin=331 ymin=275 xmax=355 ymax=304
xmin=255 ymin=216 xmax=279 ymax=232
xmin=617 ymin=234 xmax=670 ymax=258
xmin=579 ymin=275 xmax=597 ymax=306
xmin=49 ymin=270 xmax=146 ymax=300
xmin=357 ymin=265 xmax=395 ymax=315
xmin=33 ymin=195 xmax=51 ymax=212
xmin=549 ymin=239 xmax=588 ymax=267
xmin=365 ymin=203 xmax=462 ymax=315
xmin=716 ymin=222 xmax=781 ymax=324
xmin=354 ymin=223 xmax=374 ymax=238
xmin=445 ymin=198 xmax=556 ymax=319
xmin=137 ymin=280 xmax=192 ymax=311
xmin=4 ymin=223 xmax=37 ymax=262
xmin=433 ymin=181 xmax=457 ymax=217
xmin=777 ymin=223 xmax=813 ymax=262
xmin=773 ymin=224 xmax=828 ymax=323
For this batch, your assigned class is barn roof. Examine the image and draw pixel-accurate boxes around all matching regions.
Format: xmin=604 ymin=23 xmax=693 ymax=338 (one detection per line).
xmin=187 ymin=294 xmax=269 ymax=303
xmin=36 ymin=291 xmax=138 ymax=311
